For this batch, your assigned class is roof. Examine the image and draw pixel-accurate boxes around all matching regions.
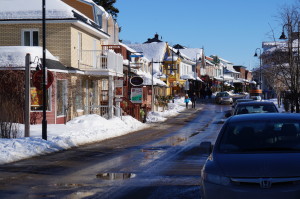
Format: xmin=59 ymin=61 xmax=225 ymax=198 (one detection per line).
xmin=176 ymin=48 xmax=203 ymax=61
xmin=228 ymin=113 xmax=300 ymax=123
xmin=0 ymin=46 xmax=57 ymax=68
xmin=0 ymin=0 xmax=109 ymax=38
xmin=128 ymin=42 xmax=167 ymax=74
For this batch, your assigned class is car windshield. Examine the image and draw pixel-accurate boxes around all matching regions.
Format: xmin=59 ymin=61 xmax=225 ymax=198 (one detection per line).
xmin=235 ymin=105 xmax=277 ymax=114
xmin=218 ymin=120 xmax=300 ymax=153
xmin=218 ymin=92 xmax=229 ymax=97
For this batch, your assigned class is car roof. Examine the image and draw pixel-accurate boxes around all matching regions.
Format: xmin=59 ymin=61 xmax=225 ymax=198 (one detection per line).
xmin=227 ymin=113 xmax=300 ymax=123
xmin=236 ymin=101 xmax=275 ymax=106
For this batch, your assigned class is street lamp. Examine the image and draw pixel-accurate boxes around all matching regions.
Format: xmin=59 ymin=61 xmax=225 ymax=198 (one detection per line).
xmin=222 ymin=66 xmax=227 ymax=92
xmin=254 ymin=48 xmax=262 ymax=91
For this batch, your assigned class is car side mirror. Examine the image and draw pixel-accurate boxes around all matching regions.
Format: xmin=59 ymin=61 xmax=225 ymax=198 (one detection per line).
xmin=225 ymin=112 xmax=232 ymax=118
xmin=199 ymin=141 xmax=213 ymax=155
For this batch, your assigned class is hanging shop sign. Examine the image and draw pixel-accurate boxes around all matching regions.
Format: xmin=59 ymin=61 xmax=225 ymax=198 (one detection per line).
xmin=131 ymin=88 xmax=143 ymax=103
xmin=32 ymin=70 xmax=54 ymax=90
xmin=168 ymin=74 xmax=176 ymax=83
xmin=115 ymin=79 xmax=123 ymax=97
xmin=130 ymin=76 xmax=144 ymax=86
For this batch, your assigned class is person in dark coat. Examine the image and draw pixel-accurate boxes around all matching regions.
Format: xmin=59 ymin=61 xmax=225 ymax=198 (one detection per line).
xmin=190 ymin=92 xmax=197 ymax=108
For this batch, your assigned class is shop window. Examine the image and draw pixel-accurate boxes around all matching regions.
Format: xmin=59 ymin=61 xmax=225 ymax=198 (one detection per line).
xmin=56 ymin=80 xmax=68 ymax=116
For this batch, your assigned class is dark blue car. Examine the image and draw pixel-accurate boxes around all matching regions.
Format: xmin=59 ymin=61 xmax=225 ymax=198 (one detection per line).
xmin=201 ymin=113 xmax=300 ymax=199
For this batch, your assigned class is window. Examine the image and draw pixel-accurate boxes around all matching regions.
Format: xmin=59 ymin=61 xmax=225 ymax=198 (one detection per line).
xmin=91 ymin=80 xmax=99 ymax=106
xmin=78 ymin=32 xmax=82 ymax=61
xmin=101 ymin=79 xmax=109 ymax=102
xmin=56 ymin=80 xmax=68 ymax=116
xmin=97 ymin=15 xmax=102 ymax=28
xmin=22 ymin=29 xmax=39 ymax=46
xmin=75 ymin=80 xmax=83 ymax=111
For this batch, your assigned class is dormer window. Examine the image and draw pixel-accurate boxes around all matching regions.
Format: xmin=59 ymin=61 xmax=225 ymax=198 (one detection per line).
xmin=97 ymin=14 xmax=102 ymax=28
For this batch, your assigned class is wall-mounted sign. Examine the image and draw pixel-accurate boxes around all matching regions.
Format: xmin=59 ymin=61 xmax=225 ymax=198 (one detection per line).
xmin=115 ymin=80 xmax=123 ymax=97
xmin=130 ymin=76 xmax=144 ymax=86
xmin=32 ymin=70 xmax=54 ymax=90
xmin=168 ymin=74 xmax=176 ymax=83
xmin=131 ymin=88 xmax=143 ymax=103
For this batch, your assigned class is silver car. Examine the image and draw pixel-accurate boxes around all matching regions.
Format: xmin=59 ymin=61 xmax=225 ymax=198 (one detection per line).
xmin=215 ymin=92 xmax=233 ymax=104
xmin=200 ymin=113 xmax=300 ymax=199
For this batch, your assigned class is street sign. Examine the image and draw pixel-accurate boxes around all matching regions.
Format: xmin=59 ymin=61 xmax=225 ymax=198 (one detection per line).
xmin=130 ymin=54 xmax=143 ymax=58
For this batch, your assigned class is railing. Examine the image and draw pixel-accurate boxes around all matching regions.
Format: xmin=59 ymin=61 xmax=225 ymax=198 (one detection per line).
xmin=78 ymin=50 xmax=123 ymax=74
xmin=102 ymin=45 xmax=127 ymax=59
xmin=85 ymin=105 xmax=109 ymax=119
xmin=85 ymin=105 xmax=123 ymax=119
xmin=121 ymin=97 xmax=140 ymax=120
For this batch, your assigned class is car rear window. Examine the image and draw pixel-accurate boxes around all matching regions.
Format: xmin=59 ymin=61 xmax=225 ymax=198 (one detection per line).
xmin=218 ymin=120 xmax=300 ymax=153
xmin=235 ymin=105 xmax=278 ymax=115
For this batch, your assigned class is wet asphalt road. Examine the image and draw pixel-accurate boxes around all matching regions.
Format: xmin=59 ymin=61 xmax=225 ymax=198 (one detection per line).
xmin=0 ymin=101 xmax=231 ymax=199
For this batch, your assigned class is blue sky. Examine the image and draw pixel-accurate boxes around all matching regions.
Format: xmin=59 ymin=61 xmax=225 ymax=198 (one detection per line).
xmin=115 ymin=0 xmax=297 ymax=70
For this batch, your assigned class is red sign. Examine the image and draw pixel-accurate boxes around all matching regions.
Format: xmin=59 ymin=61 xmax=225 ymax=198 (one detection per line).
xmin=33 ymin=70 xmax=54 ymax=90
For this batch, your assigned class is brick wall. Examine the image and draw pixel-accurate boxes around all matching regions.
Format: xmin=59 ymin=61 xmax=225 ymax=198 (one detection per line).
xmin=0 ymin=23 xmax=72 ymax=67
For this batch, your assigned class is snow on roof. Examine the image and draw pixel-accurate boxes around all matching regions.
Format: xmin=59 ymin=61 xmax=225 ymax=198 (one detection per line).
xmin=128 ymin=42 xmax=166 ymax=62
xmin=0 ymin=46 xmax=58 ymax=68
xmin=128 ymin=42 xmax=167 ymax=73
xmin=81 ymin=0 xmax=110 ymax=18
xmin=177 ymin=48 xmax=203 ymax=61
xmin=135 ymin=69 xmax=167 ymax=87
xmin=0 ymin=0 xmax=75 ymax=19
xmin=219 ymin=57 xmax=233 ymax=64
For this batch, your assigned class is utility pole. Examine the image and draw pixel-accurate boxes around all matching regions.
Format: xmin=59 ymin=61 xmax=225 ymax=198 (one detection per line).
xmin=42 ymin=0 xmax=47 ymax=140
xmin=25 ymin=53 xmax=31 ymax=137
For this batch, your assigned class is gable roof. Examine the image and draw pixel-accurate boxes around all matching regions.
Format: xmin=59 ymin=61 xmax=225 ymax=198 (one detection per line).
xmin=0 ymin=0 xmax=109 ymax=38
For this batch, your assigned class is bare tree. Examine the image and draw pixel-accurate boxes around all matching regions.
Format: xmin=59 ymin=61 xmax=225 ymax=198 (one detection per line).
xmin=263 ymin=2 xmax=300 ymax=112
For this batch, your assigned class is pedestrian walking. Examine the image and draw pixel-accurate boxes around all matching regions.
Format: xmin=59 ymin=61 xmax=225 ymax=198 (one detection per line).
xmin=191 ymin=92 xmax=197 ymax=108
xmin=184 ymin=94 xmax=190 ymax=109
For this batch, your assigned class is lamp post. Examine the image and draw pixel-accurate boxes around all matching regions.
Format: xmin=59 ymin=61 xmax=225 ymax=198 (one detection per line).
xmin=279 ymin=22 xmax=300 ymax=112
xmin=254 ymin=48 xmax=262 ymax=91
xmin=222 ymin=66 xmax=227 ymax=92
xmin=42 ymin=0 xmax=47 ymax=140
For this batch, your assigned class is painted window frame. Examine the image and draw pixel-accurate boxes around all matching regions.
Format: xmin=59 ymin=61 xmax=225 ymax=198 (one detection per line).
xmin=21 ymin=29 xmax=39 ymax=46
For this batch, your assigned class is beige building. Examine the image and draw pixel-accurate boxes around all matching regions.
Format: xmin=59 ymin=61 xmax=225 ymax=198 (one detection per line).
xmin=0 ymin=0 xmax=123 ymax=124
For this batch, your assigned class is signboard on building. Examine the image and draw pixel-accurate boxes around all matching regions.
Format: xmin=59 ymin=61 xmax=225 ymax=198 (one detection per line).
xmin=168 ymin=74 xmax=176 ymax=83
xmin=130 ymin=76 xmax=144 ymax=86
xmin=115 ymin=79 xmax=123 ymax=97
xmin=131 ymin=88 xmax=143 ymax=103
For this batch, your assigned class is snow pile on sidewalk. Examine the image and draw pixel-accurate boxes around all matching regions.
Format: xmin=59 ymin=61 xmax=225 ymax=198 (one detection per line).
xmin=146 ymin=98 xmax=186 ymax=122
xmin=0 ymin=99 xmax=186 ymax=164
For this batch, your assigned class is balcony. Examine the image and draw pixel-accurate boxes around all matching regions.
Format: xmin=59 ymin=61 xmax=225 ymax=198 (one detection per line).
xmin=102 ymin=45 xmax=127 ymax=59
xmin=78 ymin=50 xmax=123 ymax=76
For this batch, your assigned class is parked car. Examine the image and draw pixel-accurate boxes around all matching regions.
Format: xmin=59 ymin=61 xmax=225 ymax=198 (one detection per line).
xmin=200 ymin=113 xmax=300 ymax=199
xmin=250 ymin=95 xmax=262 ymax=101
xmin=226 ymin=101 xmax=278 ymax=117
xmin=215 ymin=92 xmax=233 ymax=104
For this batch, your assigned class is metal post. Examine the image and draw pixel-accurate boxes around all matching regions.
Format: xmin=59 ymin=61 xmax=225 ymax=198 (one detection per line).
xmin=151 ymin=58 xmax=154 ymax=111
xmin=25 ymin=54 xmax=31 ymax=137
xmin=42 ymin=0 xmax=47 ymax=140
